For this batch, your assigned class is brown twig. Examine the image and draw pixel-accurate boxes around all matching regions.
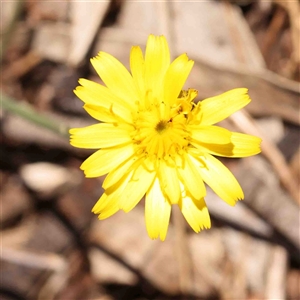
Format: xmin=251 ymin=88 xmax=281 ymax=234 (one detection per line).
xmin=1 ymin=246 xmax=67 ymax=272
xmin=223 ymin=0 xmax=247 ymax=65
xmin=264 ymin=246 xmax=288 ymax=299
xmin=2 ymin=51 xmax=42 ymax=82
xmin=172 ymin=207 xmax=194 ymax=295
xmin=261 ymin=5 xmax=286 ymax=65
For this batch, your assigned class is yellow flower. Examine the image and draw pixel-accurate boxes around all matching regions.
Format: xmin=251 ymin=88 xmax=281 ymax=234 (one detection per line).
xmin=70 ymin=35 xmax=261 ymax=241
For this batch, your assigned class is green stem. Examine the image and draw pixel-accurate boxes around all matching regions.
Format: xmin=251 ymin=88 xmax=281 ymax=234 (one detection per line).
xmin=1 ymin=94 xmax=70 ymax=139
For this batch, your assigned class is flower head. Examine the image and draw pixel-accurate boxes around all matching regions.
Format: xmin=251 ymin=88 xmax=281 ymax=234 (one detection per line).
xmin=70 ymin=35 xmax=261 ymax=240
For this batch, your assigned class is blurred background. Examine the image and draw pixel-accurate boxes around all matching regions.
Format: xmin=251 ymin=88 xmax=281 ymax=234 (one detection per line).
xmin=1 ymin=0 xmax=299 ymax=299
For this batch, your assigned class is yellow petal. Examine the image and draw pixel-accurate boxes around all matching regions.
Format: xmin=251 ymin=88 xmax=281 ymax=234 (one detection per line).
xmin=158 ymin=159 xmax=181 ymax=204
xmin=70 ymin=123 xmax=132 ymax=149
xmin=199 ymin=88 xmax=250 ymax=125
xmin=74 ymin=82 xmax=132 ymax=122
xmin=192 ymin=132 xmax=262 ymax=158
xmin=164 ymin=53 xmax=194 ymax=106
xmin=102 ymin=155 xmax=139 ymax=190
xmin=81 ymin=144 xmax=135 ymax=178
xmin=91 ymin=52 xmax=139 ymax=104
xmin=119 ymin=164 xmax=155 ymax=212
xmin=196 ymin=153 xmax=244 ymax=205
xmin=144 ymin=35 xmax=170 ymax=97
xmin=76 ymin=79 xmax=130 ymax=109
xmin=98 ymin=204 xmax=119 ymax=220
xmin=145 ymin=178 xmax=171 ymax=241
xmin=179 ymin=196 xmax=211 ymax=233
xmin=178 ymin=154 xmax=206 ymax=200
xmin=92 ymin=175 xmax=132 ymax=219
xmin=83 ymin=104 xmax=127 ymax=123
xmin=92 ymin=194 xmax=119 ymax=220
xmin=230 ymin=132 xmax=262 ymax=156
xmin=82 ymin=105 xmax=116 ymax=123
xmin=130 ymin=46 xmax=145 ymax=99
xmin=190 ymin=125 xmax=231 ymax=144
xmin=92 ymin=193 xmax=110 ymax=214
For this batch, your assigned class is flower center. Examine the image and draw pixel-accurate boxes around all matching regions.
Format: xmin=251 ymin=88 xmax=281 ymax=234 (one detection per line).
xmin=132 ymin=89 xmax=198 ymax=161
xmin=155 ymin=120 xmax=169 ymax=133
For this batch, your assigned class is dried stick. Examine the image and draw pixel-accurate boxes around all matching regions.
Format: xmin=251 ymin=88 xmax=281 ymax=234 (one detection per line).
xmin=1 ymin=246 xmax=67 ymax=272
xmin=264 ymin=246 xmax=288 ymax=299
xmin=172 ymin=207 xmax=194 ymax=295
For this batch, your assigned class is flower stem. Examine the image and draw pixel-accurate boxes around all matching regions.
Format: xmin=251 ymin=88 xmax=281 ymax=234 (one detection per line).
xmin=2 ymin=94 xmax=69 ymax=139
